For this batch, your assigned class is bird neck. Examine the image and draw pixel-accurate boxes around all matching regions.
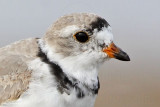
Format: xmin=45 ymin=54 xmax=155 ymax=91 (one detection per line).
xmin=37 ymin=38 xmax=100 ymax=97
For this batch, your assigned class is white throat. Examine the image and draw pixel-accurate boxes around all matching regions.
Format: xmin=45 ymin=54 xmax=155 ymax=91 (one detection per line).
xmin=38 ymin=39 xmax=99 ymax=87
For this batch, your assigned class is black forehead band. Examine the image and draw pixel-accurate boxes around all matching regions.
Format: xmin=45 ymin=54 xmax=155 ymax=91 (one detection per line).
xmin=86 ymin=17 xmax=110 ymax=34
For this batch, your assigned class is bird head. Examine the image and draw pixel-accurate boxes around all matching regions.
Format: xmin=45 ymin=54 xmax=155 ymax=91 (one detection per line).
xmin=41 ymin=13 xmax=130 ymax=70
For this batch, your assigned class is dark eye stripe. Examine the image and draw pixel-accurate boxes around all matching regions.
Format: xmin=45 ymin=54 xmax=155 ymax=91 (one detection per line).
xmin=74 ymin=32 xmax=89 ymax=43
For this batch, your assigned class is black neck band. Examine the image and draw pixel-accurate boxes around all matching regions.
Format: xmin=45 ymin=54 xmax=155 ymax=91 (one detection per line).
xmin=37 ymin=43 xmax=100 ymax=98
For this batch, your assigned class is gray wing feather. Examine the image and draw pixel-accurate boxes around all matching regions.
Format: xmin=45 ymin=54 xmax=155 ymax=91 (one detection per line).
xmin=0 ymin=38 xmax=39 ymax=105
xmin=0 ymin=54 xmax=32 ymax=105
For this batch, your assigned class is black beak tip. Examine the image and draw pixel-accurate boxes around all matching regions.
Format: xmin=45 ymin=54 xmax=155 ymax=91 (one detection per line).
xmin=122 ymin=55 xmax=130 ymax=61
xmin=114 ymin=51 xmax=131 ymax=61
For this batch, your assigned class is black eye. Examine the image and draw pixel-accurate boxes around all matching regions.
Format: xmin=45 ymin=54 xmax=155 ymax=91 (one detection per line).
xmin=73 ymin=32 xmax=89 ymax=43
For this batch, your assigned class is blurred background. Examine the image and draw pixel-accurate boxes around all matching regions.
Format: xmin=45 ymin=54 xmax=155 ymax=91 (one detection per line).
xmin=0 ymin=0 xmax=160 ymax=107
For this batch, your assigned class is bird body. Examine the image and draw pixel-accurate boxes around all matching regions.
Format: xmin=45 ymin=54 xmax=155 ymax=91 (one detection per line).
xmin=0 ymin=13 xmax=130 ymax=107
xmin=0 ymin=38 xmax=97 ymax=107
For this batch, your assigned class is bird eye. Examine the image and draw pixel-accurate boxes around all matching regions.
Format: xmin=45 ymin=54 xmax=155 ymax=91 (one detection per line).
xmin=73 ymin=32 xmax=89 ymax=43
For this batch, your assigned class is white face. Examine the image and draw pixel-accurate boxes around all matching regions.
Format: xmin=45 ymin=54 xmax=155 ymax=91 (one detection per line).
xmin=57 ymin=25 xmax=114 ymax=64
xmin=94 ymin=26 xmax=113 ymax=47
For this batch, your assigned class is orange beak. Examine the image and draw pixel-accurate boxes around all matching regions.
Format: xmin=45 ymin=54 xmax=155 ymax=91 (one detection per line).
xmin=103 ymin=42 xmax=130 ymax=61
